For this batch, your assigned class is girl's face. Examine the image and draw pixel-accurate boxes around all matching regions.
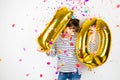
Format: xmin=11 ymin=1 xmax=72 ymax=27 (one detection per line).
xmin=63 ymin=26 xmax=77 ymax=37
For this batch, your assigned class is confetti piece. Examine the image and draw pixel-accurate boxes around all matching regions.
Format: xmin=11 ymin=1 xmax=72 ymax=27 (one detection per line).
xmin=57 ymin=50 xmax=62 ymax=54
xmin=110 ymin=60 xmax=112 ymax=62
xmin=72 ymin=15 xmax=75 ymax=19
xmin=40 ymin=74 xmax=43 ymax=78
xmin=57 ymin=56 xmax=61 ymax=60
xmin=109 ymin=0 xmax=112 ymax=4
xmin=12 ymin=24 xmax=15 ymax=27
xmin=49 ymin=41 xmax=53 ymax=45
xmin=116 ymin=25 xmax=120 ymax=27
xmin=47 ymin=62 xmax=51 ymax=65
xmin=64 ymin=50 xmax=67 ymax=54
xmin=19 ymin=59 xmax=22 ymax=62
xmin=85 ymin=0 xmax=89 ymax=2
xmin=35 ymin=29 xmax=38 ymax=32
xmin=82 ymin=14 xmax=85 ymax=16
xmin=57 ymin=67 xmax=60 ymax=71
xmin=23 ymin=48 xmax=26 ymax=51
xmin=60 ymin=62 xmax=65 ymax=66
xmin=61 ymin=33 xmax=67 ymax=37
xmin=70 ymin=42 xmax=74 ymax=46
xmin=26 ymin=73 xmax=30 ymax=77
xmin=0 ymin=58 xmax=2 ymax=62
xmin=21 ymin=28 xmax=24 ymax=30
xmin=55 ymin=71 xmax=58 ymax=74
xmin=75 ymin=63 xmax=81 ymax=68
xmin=79 ymin=49 xmax=82 ymax=52
xmin=116 ymin=4 xmax=120 ymax=8
xmin=70 ymin=36 xmax=72 ymax=41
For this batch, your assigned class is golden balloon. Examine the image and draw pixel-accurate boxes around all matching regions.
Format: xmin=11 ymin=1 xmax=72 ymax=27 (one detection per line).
xmin=76 ymin=18 xmax=112 ymax=70
xmin=37 ymin=7 xmax=73 ymax=52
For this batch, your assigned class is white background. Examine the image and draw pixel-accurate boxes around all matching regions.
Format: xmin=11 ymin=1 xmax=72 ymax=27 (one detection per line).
xmin=0 ymin=0 xmax=120 ymax=80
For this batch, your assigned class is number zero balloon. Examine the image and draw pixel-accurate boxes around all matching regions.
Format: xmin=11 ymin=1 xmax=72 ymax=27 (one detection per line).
xmin=76 ymin=18 xmax=112 ymax=70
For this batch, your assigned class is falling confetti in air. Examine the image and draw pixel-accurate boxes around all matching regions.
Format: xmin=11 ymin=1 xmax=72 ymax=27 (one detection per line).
xmin=70 ymin=42 xmax=74 ymax=46
xmin=19 ymin=59 xmax=22 ymax=62
xmin=116 ymin=4 xmax=120 ymax=8
xmin=75 ymin=63 xmax=81 ymax=68
xmin=0 ymin=58 xmax=2 ymax=62
xmin=49 ymin=41 xmax=53 ymax=45
xmin=25 ymin=73 xmax=30 ymax=77
xmin=47 ymin=62 xmax=51 ymax=65
xmin=40 ymin=74 xmax=43 ymax=78
xmin=34 ymin=29 xmax=38 ymax=32
xmin=12 ymin=24 xmax=15 ymax=27
xmin=23 ymin=48 xmax=26 ymax=51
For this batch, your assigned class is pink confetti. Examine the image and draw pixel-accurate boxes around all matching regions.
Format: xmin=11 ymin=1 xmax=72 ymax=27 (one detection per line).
xmin=26 ymin=73 xmax=30 ymax=77
xmin=19 ymin=59 xmax=22 ymax=62
xmin=40 ymin=74 xmax=43 ymax=78
xmin=90 ymin=18 xmax=92 ymax=21
xmin=64 ymin=50 xmax=67 ymax=54
xmin=12 ymin=24 xmax=15 ymax=27
xmin=47 ymin=62 xmax=51 ymax=65
xmin=34 ymin=29 xmax=38 ymax=32
xmin=82 ymin=14 xmax=85 ymax=16
xmin=116 ymin=4 xmax=120 ymax=8
xmin=49 ymin=41 xmax=53 ymax=45
xmin=23 ymin=48 xmax=26 ymax=51
xmin=43 ymin=0 xmax=47 ymax=2
xmin=109 ymin=0 xmax=112 ymax=4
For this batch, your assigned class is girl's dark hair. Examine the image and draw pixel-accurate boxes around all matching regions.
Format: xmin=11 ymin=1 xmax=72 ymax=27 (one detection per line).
xmin=67 ymin=18 xmax=80 ymax=32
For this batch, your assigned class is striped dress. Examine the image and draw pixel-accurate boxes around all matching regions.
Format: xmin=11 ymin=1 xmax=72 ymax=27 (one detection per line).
xmin=47 ymin=33 xmax=82 ymax=74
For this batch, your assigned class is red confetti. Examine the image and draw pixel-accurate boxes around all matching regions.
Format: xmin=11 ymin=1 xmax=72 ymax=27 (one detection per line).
xmin=79 ymin=49 xmax=82 ymax=52
xmin=70 ymin=36 xmax=72 ymax=41
xmin=12 ymin=24 xmax=15 ymax=27
xmin=64 ymin=50 xmax=67 ymax=54
xmin=116 ymin=4 xmax=120 ymax=8
xmin=70 ymin=42 xmax=74 ymax=46
xmin=75 ymin=63 xmax=81 ymax=68
xmin=40 ymin=74 xmax=43 ymax=78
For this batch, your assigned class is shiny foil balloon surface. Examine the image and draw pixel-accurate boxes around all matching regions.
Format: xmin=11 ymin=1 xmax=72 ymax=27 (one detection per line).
xmin=37 ymin=7 xmax=73 ymax=52
xmin=76 ymin=18 xmax=111 ymax=70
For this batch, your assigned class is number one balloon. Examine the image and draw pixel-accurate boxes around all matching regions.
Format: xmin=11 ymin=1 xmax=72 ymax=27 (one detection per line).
xmin=37 ymin=7 xmax=73 ymax=52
